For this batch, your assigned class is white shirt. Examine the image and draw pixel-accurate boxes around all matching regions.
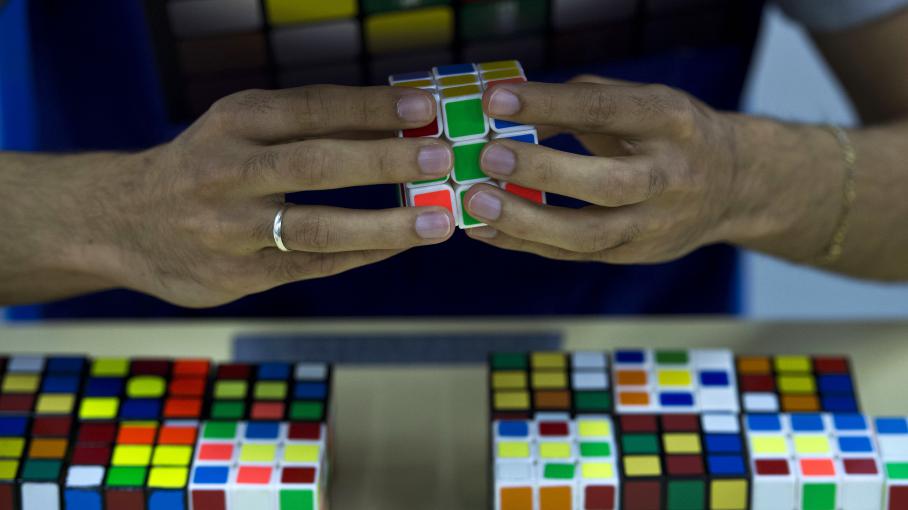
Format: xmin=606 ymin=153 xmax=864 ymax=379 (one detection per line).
xmin=777 ymin=0 xmax=908 ymax=31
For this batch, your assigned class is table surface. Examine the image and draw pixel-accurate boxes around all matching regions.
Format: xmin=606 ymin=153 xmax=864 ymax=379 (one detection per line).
xmin=1 ymin=318 xmax=906 ymax=509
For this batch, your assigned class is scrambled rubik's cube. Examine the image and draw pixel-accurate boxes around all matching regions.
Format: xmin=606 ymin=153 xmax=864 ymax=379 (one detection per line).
xmin=390 ymin=60 xmax=546 ymax=229
xmin=0 ymin=354 xmax=332 ymax=510
xmin=490 ymin=352 xmax=612 ymax=421
xmin=736 ymin=355 xmax=858 ymax=414
xmin=489 ymin=350 xmax=908 ymax=510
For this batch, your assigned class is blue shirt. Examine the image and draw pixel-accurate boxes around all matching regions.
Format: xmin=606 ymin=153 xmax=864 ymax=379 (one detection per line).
xmin=1 ymin=0 xmax=757 ymax=318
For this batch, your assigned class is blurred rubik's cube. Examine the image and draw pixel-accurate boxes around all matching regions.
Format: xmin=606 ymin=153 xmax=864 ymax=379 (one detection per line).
xmin=392 ymin=60 xmax=546 ymax=229
xmin=0 ymin=354 xmax=332 ymax=510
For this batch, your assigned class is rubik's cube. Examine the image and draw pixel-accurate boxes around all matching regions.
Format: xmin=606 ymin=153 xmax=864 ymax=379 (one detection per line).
xmin=490 ymin=352 xmax=612 ymax=421
xmin=390 ymin=60 xmax=546 ymax=229
xmin=736 ymin=355 xmax=858 ymax=413
xmin=0 ymin=354 xmax=332 ymax=510
xmin=488 ymin=350 xmax=908 ymax=510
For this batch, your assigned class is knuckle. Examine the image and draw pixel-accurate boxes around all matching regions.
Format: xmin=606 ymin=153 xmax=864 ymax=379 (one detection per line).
xmin=528 ymin=151 xmax=558 ymax=187
xmin=292 ymin=142 xmax=334 ymax=188
xmin=239 ymin=150 xmax=279 ymax=182
xmin=293 ymin=86 xmax=333 ymax=132
xmin=312 ymin=253 xmax=338 ymax=277
xmin=207 ymin=89 xmax=270 ymax=129
xmin=578 ymin=86 xmax=616 ymax=130
xmin=375 ymin=142 xmax=400 ymax=181
xmin=645 ymin=164 xmax=668 ymax=199
xmin=296 ymin=213 xmax=335 ymax=251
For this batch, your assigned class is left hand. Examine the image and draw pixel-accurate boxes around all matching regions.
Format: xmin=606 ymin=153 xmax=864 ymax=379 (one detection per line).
xmin=463 ymin=75 xmax=742 ymax=263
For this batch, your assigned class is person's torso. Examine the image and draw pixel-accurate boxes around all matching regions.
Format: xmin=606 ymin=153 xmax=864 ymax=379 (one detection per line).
xmin=3 ymin=0 xmax=763 ymax=317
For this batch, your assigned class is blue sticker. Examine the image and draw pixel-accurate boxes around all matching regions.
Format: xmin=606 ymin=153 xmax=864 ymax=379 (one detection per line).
xmin=747 ymin=414 xmax=782 ymax=432
xmin=699 ymin=371 xmax=730 ymax=387
xmin=245 ymin=421 xmax=280 ymax=440
xmin=498 ymin=421 xmax=530 ymax=437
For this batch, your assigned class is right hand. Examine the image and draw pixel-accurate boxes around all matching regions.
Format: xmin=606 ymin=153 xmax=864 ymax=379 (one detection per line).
xmin=89 ymin=85 xmax=454 ymax=307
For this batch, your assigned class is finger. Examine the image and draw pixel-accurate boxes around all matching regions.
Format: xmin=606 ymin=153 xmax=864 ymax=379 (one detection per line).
xmin=260 ymin=249 xmax=403 ymax=285
xmin=209 ymin=85 xmax=437 ymax=142
xmin=467 ymin=228 xmax=584 ymax=261
xmin=567 ymin=74 xmax=638 ymax=87
xmin=480 ymin=140 xmax=665 ymax=206
xmin=263 ymin=204 xmax=454 ymax=252
xmin=483 ymin=81 xmax=687 ymax=137
xmin=463 ymin=184 xmax=642 ymax=253
xmin=244 ymin=138 xmax=452 ymax=194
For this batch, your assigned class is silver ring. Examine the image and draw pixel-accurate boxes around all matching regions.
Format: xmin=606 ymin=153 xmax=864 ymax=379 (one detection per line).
xmin=272 ymin=204 xmax=291 ymax=252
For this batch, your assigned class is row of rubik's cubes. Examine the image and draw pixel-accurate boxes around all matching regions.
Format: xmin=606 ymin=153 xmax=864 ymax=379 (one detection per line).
xmin=491 ymin=412 xmax=908 ymax=510
xmin=392 ymin=60 xmax=546 ymax=229
xmin=489 ymin=350 xmax=860 ymax=419
xmin=0 ymin=355 xmax=332 ymax=510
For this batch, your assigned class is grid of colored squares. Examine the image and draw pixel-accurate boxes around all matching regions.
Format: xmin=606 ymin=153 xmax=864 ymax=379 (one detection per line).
xmin=0 ymin=355 xmax=333 ymax=510
xmin=189 ymin=420 xmax=328 ymax=510
xmin=737 ymin=355 xmax=859 ymax=413
xmin=493 ymin=414 xmax=619 ymax=510
xmin=612 ymin=349 xmax=740 ymax=414
xmin=615 ymin=413 xmax=750 ymax=510
xmin=744 ymin=413 xmax=908 ymax=510
xmin=490 ymin=352 xmax=611 ymax=421
xmin=208 ymin=362 xmax=331 ymax=422
xmin=394 ymin=60 xmax=546 ymax=229
xmin=148 ymin=0 xmax=756 ymax=121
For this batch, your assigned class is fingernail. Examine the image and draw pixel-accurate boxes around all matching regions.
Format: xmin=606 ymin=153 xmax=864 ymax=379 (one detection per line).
xmin=417 ymin=144 xmax=451 ymax=175
xmin=468 ymin=191 xmax=502 ymax=221
xmin=470 ymin=227 xmax=498 ymax=239
xmin=482 ymin=144 xmax=516 ymax=176
xmin=488 ymin=88 xmax=521 ymax=116
xmin=397 ymin=94 xmax=433 ymax=123
xmin=415 ymin=211 xmax=451 ymax=239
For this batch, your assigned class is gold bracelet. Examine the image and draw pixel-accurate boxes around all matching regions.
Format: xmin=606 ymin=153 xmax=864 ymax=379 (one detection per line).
xmin=819 ymin=124 xmax=857 ymax=265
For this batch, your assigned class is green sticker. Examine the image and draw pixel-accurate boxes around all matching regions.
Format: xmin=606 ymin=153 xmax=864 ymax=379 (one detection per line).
xmin=203 ymin=421 xmax=238 ymax=440
xmin=574 ymin=391 xmax=611 ymax=411
xmin=291 ymin=401 xmax=324 ymax=421
xmin=802 ymin=483 xmax=836 ymax=510
xmin=444 ymin=98 xmax=486 ymax=139
xmin=491 ymin=353 xmax=527 ymax=370
xmin=580 ymin=442 xmax=612 ymax=458
xmin=621 ymin=434 xmax=660 ymax=455
xmin=452 ymin=141 xmax=487 ymax=182
xmin=667 ymin=480 xmax=705 ymax=510
xmin=211 ymin=401 xmax=245 ymax=420
xmin=887 ymin=462 xmax=908 ymax=480
xmin=106 ymin=466 xmax=147 ymax=487
xmin=20 ymin=459 xmax=61 ymax=481
xmin=656 ymin=350 xmax=689 ymax=364
xmin=543 ymin=463 xmax=575 ymax=480
xmin=459 ymin=189 xmax=484 ymax=227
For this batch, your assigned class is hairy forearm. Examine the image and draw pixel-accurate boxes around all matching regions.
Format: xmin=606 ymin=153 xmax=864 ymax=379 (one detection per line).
xmin=723 ymin=115 xmax=908 ymax=280
xmin=0 ymin=151 xmax=129 ymax=304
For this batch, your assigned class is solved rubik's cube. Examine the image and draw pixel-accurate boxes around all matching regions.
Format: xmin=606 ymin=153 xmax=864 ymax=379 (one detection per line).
xmin=0 ymin=354 xmax=332 ymax=510
xmin=390 ymin=60 xmax=546 ymax=229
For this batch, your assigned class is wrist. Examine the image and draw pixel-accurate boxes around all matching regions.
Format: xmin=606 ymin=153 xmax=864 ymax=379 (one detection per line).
xmin=713 ymin=115 xmax=841 ymax=261
xmin=46 ymin=151 xmax=142 ymax=289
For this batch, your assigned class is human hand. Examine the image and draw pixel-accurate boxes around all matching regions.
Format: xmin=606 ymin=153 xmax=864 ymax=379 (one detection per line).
xmin=463 ymin=76 xmax=741 ymax=263
xmin=96 ymin=85 xmax=454 ymax=307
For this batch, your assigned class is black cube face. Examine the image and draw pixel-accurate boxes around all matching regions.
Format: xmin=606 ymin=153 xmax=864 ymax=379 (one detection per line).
xmin=142 ymin=0 xmax=764 ymax=122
